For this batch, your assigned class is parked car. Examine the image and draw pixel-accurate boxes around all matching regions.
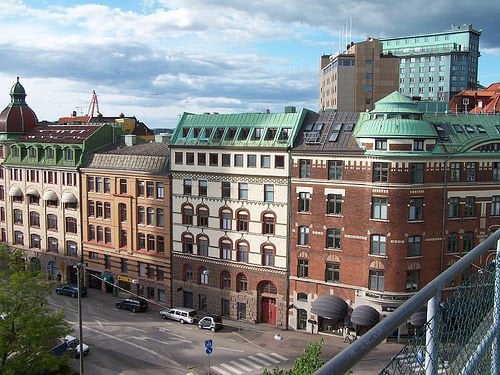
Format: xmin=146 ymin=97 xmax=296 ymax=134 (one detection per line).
xmin=115 ymin=298 xmax=148 ymax=313
xmin=160 ymin=307 xmax=198 ymax=324
xmin=64 ymin=335 xmax=90 ymax=357
xmin=198 ymin=314 xmax=223 ymax=332
xmin=55 ymin=284 xmax=87 ymax=298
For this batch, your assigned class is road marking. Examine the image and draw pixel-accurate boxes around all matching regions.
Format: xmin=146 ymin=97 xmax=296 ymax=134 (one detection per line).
xmin=158 ymin=327 xmax=186 ymax=339
xmin=258 ymin=353 xmax=280 ymax=364
xmin=220 ymin=363 xmax=243 ymax=374
xmin=147 ymin=317 xmax=154 ymax=320
xmin=96 ymin=303 xmax=103 ymax=307
xmin=96 ymin=320 xmax=103 ymax=329
xmin=210 ymin=366 xmax=232 ymax=375
xmin=227 ymin=338 xmax=237 ymax=342
xmin=98 ymin=317 xmax=110 ymax=322
xmin=248 ymin=355 xmax=271 ymax=366
xmin=128 ymin=327 xmax=147 ymax=333
xmin=239 ymin=358 xmax=261 ymax=369
xmin=271 ymin=353 xmax=288 ymax=361
xmin=230 ymin=360 xmax=252 ymax=372
xmin=218 ymin=346 xmax=244 ymax=353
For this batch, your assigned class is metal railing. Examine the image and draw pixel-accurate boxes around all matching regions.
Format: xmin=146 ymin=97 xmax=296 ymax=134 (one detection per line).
xmin=314 ymin=229 xmax=500 ymax=375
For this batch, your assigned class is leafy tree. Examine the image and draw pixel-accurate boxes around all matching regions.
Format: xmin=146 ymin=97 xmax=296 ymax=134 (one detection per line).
xmin=0 ymin=245 xmax=71 ymax=375
xmin=263 ymin=339 xmax=325 ymax=375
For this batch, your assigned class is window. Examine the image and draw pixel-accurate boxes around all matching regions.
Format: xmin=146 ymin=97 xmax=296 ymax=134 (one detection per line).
xmin=137 ymin=180 xmax=145 ymax=196
xmin=65 ymin=217 xmax=77 ymax=234
xmin=493 ymin=162 xmax=500 ymax=181
xmin=328 ymin=160 xmax=343 ymax=180
xmin=186 ymin=152 xmax=195 ymax=165
xmin=104 ymin=202 xmax=111 ymax=219
xmin=463 ymin=232 xmax=474 ymax=252
xmin=147 ymin=234 xmax=155 ymax=251
xmin=447 ymin=233 xmax=458 ymax=253
xmin=406 ymin=271 xmax=420 ymax=292
xmin=146 ymin=207 xmax=155 ymax=225
xmin=411 ymin=163 xmax=425 ymax=183
xmin=47 ymin=237 xmax=58 ymax=252
xmin=209 ymin=153 xmax=218 ymax=166
xmin=237 ymin=274 xmax=248 ymax=292
xmin=465 ymin=162 xmax=476 ymax=182
xmin=236 ymin=242 xmax=249 ymax=262
xmin=156 ymin=208 xmax=164 ymax=227
xmin=326 ymin=229 xmax=341 ymax=249
xmin=47 ymin=214 xmax=57 ymax=230
xmin=326 ymin=194 xmax=343 ymax=215
xmin=297 ymin=258 xmax=309 ymax=278
xmin=146 ymin=181 xmax=154 ymax=198
xmin=96 ymin=177 xmax=103 ymax=192
xmin=408 ymin=235 xmax=422 ymax=257
xmin=298 ymin=226 xmax=309 ymax=245
xmin=491 ymin=196 xmax=500 ymax=216
xmin=13 ymin=209 xmax=23 ymax=224
xmin=409 ymin=198 xmax=423 ymax=221
xmin=375 ymin=139 xmax=387 ymax=150
xmin=221 ymin=271 xmax=231 ymax=289
xmin=175 ymin=152 xmax=183 ymax=164
xmin=450 ymin=162 xmax=460 ymax=182
xmin=237 ymin=302 xmax=247 ymax=319
xmin=221 ymin=181 xmax=231 ymax=199
xmin=299 ymin=159 xmax=311 ymax=178
xmin=197 ymin=236 xmax=208 ymax=256
xmin=137 ymin=206 xmax=145 ymax=224
xmin=234 ymin=154 xmax=244 ymax=167
xmin=156 ymin=182 xmax=164 ymax=199
xmin=198 ymin=180 xmax=207 ymax=197
xmin=199 ymin=294 xmax=208 ymax=310
xmin=198 ymin=153 xmax=206 ymax=165
xmin=222 ymin=154 xmax=231 ymax=167
xmin=11 ymin=146 xmax=20 ymax=158
xmin=97 ymin=226 xmax=103 ymax=242
xmin=262 ymin=212 xmax=275 ymax=235
xmin=220 ymin=208 xmax=232 ymax=230
xmin=14 ymin=231 xmax=23 ymax=245
xmin=30 ymin=234 xmax=41 ymax=249
xmin=413 ymin=139 xmax=424 ymax=151
xmin=373 ymin=162 xmax=389 ymax=182
xmin=197 ymin=206 xmax=209 ymax=227
xmin=275 ymin=155 xmax=285 ymax=169
xmin=120 ymin=229 xmax=127 ymax=247
xmin=120 ymin=258 xmax=128 ymax=272
xmin=238 ymin=183 xmax=248 ymax=200
xmin=29 ymin=211 xmax=40 ymax=227
xmin=88 ymin=225 xmax=95 ymax=241
xmin=260 ymin=155 xmax=271 ymax=168
xmin=183 ymin=179 xmax=192 ymax=195
xmin=157 ymin=236 xmax=164 ymax=253
xmin=264 ymin=184 xmax=274 ymax=202
xmin=119 ymin=203 xmax=127 ymax=222
xmin=237 ymin=210 xmax=249 ymax=231
xmin=119 ymin=179 xmax=127 ymax=194
xmin=262 ymin=246 xmax=275 ymax=266
xmin=182 ymin=204 xmax=193 ymax=225
xmin=371 ymin=197 xmax=388 ymax=220
xmin=464 ymin=196 xmax=475 ymax=217
xmin=298 ymin=192 xmax=310 ymax=212
xmin=369 ymin=270 xmax=384 ymax=291
xmin=247 ymin=154 xmax=256 ymax=168
xmin=448 ymin=197 xmax=459 ymax=218
xmin=104 ymin=178 xmax=111 ymax=193
xmin=138 ymin=233 xmax=146 ymax=249
xmin=182 ymin=234 xmax=193 ymax=254
xmin=325 ymin=263 xmax=340 ymax=283
xmin=200 ymin=269 xmax=208 ymax=285
xmin=370 ymin=235 xmax=386 ymax=256
xmin=105 ymin=228 xmax=112 ymax=244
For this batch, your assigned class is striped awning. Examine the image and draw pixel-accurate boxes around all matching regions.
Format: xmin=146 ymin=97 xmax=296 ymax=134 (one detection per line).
xmin=311 ymin=295 xmax=348 ymax=320
xmin=26 ymin=187 xmax=40 ymax=197
xmin=43 ymin=190 xmax=58 ymax=201
xmin=8 ymin=186 xmax=22 ymax=197
xmin=351 ymin=305 xmax=380 ymax=327
xmin=61 ymin=192 xmax=77 ymax=203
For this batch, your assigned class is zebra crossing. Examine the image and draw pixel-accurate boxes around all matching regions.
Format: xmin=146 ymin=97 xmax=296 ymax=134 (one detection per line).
xmin=211 ymin=352 xmax=289 ymax=375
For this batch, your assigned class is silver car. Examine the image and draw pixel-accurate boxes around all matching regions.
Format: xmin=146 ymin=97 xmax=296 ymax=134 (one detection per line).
xmin=160 ymin=307 xmax=198 ymax=324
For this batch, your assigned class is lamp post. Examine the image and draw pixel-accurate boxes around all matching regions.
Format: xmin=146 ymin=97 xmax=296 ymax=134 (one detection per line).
xmin=74 ymin=263 xmax=84 ymax=374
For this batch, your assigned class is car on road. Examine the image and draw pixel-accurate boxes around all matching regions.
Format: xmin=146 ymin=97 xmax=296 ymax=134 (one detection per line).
xmin=160 ymin=307 xmax=198 ymax=324
xmin=55 ymin=284 xmax=87 ymax=298
xmin=64 ymin=335 xmax=90 ymax=357
xmin=115 ymin=298 xmax=148 ymax=313
xmin=198 ymin=314 xmax=223 ymax=332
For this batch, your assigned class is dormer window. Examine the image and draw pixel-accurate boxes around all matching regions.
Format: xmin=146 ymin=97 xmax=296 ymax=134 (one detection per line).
xmin=181 ymin=127 xmax=189 ymax=138
xmin=28 ymin=147 xmax=37 ymax=158
xmin=265 ymin=128 xmax=277 ymax=140
xmin=46 ymin=147 xmax=54 ymax=159
xmin=413 ymin=139 xmax=424 ymax=151
xmin=64 ymin=148 xmax=74 ymax=161
xmin=11 ymin=146 xmax=19 ymax=158
xmin=375 ymin=139 xmax=387 ymax=150
xmin=238 ymin=128 xmax=250 ymax=140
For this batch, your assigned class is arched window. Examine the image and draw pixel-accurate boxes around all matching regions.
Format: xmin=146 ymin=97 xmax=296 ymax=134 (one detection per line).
xmin=236 ymin=209 xmax=250 ymax=231
xmin=262 ymin=244 xmax=275 ymax=267
xmin=14 ymin=231 xmax=23 ymax=245
xmin=197 ymin=205 xmax=209 ymax=227
xmin=29 ymin=211 xmax=40 ymax=227
xmin=11 ymin=145 xmax=20 ymax=158
xmin=30 ymin=234 xmax=41 ymax=249
xmin=47 ymin=214 xmax=57 ymax=230
xmin=199 ymin=267 xmax=208 ymax=284
xmin=220 ymin=271 xmax=231 ymax=289
xmin=13 ymin=209 xmax=23 ymax=224
xmin=197 ymin=235 xmax=209 ymax=256
xmin=259 ymin=280 xmax=277 ymax=294
xmin=297 ymin=293 xmax=308 ymax=302
xmin=48 ymin=237 xmax=58 ymax=252
xmin=65 ymin=217 xmax=77 ymax=233
xmin=220 ymin=238 xmax=232 ymax=260
xmin=236 ymin=273 xmax=248 ymax=292
xmin=262 ymin=212 xmax=275 ymax=235
xmin=66 ymin=241 xmax=78 ymax=257
xmin=236 ymin=241 xmax=249 ymax=263
xmin=220 ymin=207 xmax=232 ymax=230
xmin=297 ymin=251 xmax=309 ymax=278
xmin=182 ymin=204 xmax=193 ymax=225
xmin=182 ymin=233 xmax=194 ymax=254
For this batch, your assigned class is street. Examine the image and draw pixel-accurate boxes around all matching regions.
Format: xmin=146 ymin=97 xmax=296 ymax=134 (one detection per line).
xmin=47 ymin=289 xmax=402 ymax=374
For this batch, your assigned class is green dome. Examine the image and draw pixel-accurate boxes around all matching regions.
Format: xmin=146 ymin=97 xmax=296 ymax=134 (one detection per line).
xmin=356 ymin=118 xmax=437 ymax=138
xmin=371 ymin=91 xmax=422 ymax=114
xmin=9 ymin=77 xmax=26 ymax=104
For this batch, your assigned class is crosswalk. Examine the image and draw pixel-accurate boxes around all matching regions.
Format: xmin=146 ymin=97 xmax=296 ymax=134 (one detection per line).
xmin=211 ymin=352 xmax=289 ymax=375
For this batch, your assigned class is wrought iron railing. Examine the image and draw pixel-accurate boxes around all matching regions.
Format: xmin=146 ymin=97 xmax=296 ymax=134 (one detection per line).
xmin=314 ymin=229 xmax=500 ymax=375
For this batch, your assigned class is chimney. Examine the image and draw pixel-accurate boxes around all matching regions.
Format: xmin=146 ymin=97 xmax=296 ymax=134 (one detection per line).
xmin=123 ymin=134 xmax=137 ymax=146
xmin=72 ymin=111 xmax=77 ymax=116
xmin=284 ymin=106 xmax=296 ymax=113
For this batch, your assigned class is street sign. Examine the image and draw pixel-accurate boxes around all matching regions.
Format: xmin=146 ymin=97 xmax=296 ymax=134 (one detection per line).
xmin=205 ymin=347 xmax=212 ymax=354
xmin=205 ymin=339 xmax=213 ymax=349
xmin=47 ymin=263 xmax=52 ymax=273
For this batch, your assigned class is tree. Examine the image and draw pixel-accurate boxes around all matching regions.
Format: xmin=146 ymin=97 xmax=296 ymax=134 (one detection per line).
xmin=0 ymin=245 xmax=71 ymax=375
xmin=263 ymin=339 xmax=325 ymax=375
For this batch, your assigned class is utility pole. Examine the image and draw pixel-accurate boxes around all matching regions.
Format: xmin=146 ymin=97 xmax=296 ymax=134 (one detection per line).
xmin=74 ymin=263 xmax=84 ymax=374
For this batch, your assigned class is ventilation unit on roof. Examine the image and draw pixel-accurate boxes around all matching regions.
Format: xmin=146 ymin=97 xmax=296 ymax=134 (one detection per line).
xmin=344 ymin=124 xmax=354 ymax=132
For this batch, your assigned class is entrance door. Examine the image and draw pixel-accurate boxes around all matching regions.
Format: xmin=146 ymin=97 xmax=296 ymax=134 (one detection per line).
xmin=261 ymin=297 xmax=276 ymax=324
xmin=297 ymin=309 xmax=307 ymax=330
xmin=183 ymin=291 xmax=193 ymax=308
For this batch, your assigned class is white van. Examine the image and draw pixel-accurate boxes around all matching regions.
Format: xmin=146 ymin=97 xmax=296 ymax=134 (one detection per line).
xmin=160 ymin=307 xmax=198 ymax=324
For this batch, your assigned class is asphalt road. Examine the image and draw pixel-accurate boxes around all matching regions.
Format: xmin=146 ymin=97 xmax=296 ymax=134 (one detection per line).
xmin=47 ymin=290 xmax=293 ymax=375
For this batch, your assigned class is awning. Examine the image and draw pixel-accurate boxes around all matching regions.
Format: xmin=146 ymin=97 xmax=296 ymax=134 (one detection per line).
xmin=410 ymin=310 xmax=427 ymax=327
xmin=26 ymin=187 xmax=40 ymax=197
xmin=43 ymin=190 xmax=58 ymax=201
xmin=311 ymin=295 xmax=348 ymax=320
xmin=8 ymin=186 xmax=23 ymax=197
xmin=351 ymin=305 xmax=380 ymax=326
xmin=102 ymin=273 xmax=114 ymax=283
xmin=61 ymin=192 xmax=77 ymax=203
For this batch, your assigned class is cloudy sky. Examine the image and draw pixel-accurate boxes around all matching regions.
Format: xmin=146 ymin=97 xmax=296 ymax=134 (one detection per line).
xmin=1 ymin=0 xmax=499 ymax=128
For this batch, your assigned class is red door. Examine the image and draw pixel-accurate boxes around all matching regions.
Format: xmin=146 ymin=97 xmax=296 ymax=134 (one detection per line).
xmin=261 ymin=297 xmax=276 ymax=324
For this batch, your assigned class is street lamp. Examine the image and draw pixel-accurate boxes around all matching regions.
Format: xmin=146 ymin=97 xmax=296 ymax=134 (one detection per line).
xmin=73 ymin=263 xmax=84 ymax=375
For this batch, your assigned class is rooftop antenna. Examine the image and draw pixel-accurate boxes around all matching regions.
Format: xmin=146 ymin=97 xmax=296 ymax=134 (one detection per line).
xmin=86 ymin=90 xmax=101 ymax=124
xmin=349 ymin=17 xmax=352 ymax=44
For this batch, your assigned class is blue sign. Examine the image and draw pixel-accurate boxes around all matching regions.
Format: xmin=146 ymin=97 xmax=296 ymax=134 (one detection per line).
xmin=47 ymin=263 xmax=52 ymax=273
xmin=205 ymin=347 xmax=213 ymax=354
xmin=205 ymin=339 xmax=212 ymax=349
xmin=416 ymin=349 xmax=424 ymax=365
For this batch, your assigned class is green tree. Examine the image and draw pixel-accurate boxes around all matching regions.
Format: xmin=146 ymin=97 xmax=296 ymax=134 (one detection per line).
xmin=0 ymin=245 xmax=71 ymax=375
xmin=263 ymin=339 xmax=325 ymax=375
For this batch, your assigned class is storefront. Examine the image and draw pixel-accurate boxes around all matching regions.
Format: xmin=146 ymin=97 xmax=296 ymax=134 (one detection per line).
xmin=311 ymin=295 xmax=348 ymax=335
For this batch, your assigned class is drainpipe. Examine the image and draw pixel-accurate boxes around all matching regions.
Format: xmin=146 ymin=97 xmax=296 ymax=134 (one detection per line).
xmin=440 ymin=153 xmax=451 ymax=274
xmin=285 ymin=148 xmax=292 ymax=330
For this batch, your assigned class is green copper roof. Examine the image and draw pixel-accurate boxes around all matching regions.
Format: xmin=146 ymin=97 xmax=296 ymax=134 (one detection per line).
xmin=355 ymin=118 xmax=437 ymax=138
xmin=371 ymin=91 xmax=422 ymax=114
xmin=171 ymin=109 xmax=310 ymax=148
xmin=9 ymin=77 xmax=27 ymax=105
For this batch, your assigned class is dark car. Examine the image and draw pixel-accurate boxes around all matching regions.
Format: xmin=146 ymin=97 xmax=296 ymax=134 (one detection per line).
xmin=198 ymin=314 xmax=223 ymax=332
xmin=115 ymin=298 xmax=148 ymax=313
xmin=55 ymin=284 xmax=87 ymax=298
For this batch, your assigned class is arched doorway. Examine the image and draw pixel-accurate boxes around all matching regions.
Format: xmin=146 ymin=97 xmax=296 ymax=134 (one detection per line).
xmin=297 ymin=309 xmax=307 ymax=330
xmin=47 ymin=261 xmax=60 ymax=280
xmin=258 ymin=281 xmax=277 ymax=324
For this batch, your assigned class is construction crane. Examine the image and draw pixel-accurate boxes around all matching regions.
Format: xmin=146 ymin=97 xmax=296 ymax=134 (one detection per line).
xmin=86 ymin=90 xmax=102 ymax=124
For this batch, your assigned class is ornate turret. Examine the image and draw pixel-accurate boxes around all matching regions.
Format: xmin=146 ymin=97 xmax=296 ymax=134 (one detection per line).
xmin=0 ymin=77 xmax=38 ymax=134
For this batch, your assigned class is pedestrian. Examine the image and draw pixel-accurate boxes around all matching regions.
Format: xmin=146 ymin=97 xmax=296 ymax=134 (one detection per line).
xmin=57 ymin=273 xmax=62 ymax=284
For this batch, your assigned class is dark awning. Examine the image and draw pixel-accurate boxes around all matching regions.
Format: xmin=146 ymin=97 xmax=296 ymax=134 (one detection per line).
xmin=102 ymin=273 xmax=114 ymax=283
xmin=311 ymin=295 xmax=348 ymax=320
xmin=351 ymin=305 xmax=380 ymax=326
xmin=410 ymin=310 xmax=427 ymax=327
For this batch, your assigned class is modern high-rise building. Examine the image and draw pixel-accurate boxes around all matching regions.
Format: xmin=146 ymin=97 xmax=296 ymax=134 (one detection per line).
xmin=320 ymin=38 xmax=399 ymax=112
xmin=380 ymin=24 xmax=481 ymax=102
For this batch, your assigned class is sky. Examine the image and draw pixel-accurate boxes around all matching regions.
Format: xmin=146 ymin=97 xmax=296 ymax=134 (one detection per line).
xmin=0 ymin=0 xmax=499 ymax=128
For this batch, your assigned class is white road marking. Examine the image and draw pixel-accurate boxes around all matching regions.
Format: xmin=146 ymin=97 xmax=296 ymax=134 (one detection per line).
xmin=239 ymin=358 xmax=261 ymax=369
xmin=271 ymin=353 xmax=288 ymax=361
xmin=258 ymin=353 xmax=280 ymax=364
xmin=97 ymin=320 xmax=103 ymax=329
xmin=227 ymin=338 xmax=237 ymax=342
xmin=96 ymin=303 xmax=103 ymax=307
xmin=218 ymin=346 xmax=244 ymax=353
xmin=210 ymin=366 xmax=231 ymax=375
xmin=230 ymin=360 xmax=252 ymax=372
xmin=220 ymin=363 xmax=243 ymax=374
xmin=248 ymin=355 xmax=271 ymax=366
xmin=147 ymin=317 xmax=154 ymax=320
xmin=158 ymin=327 xmax=186 ymax=339
xmin=98 ymin=317 xmax=110 ymax=322
xmin=128 ymin=327 xmax=147 ymax=333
